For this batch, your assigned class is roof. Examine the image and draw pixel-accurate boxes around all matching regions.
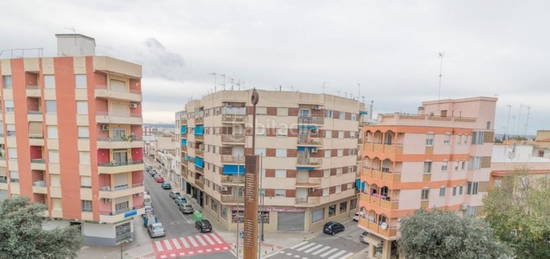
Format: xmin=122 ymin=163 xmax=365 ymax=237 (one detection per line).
xmin=55 ymin=33 xmax=96 ymax=41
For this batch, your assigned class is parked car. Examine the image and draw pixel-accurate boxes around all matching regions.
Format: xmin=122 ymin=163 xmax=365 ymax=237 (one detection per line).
xmin=179 ymin=203 xmax=194 ymax=214
xmin=149 ymin=170 xmax=157 ymax=176
xmin=174 ymin=197 xmax=188 ymax=206
xmin=352 ymin=211 xmax=361 ymax=222
xmin=195 ymin=219 xmax=212 ymax=233
xmin=144 ymin=205 xmax=154 ymax=214
xmin=169 ymin=191 xmax=181 ymax=199
xmin=360 ymin=231 xmax=369 ymax=244
xmin=161 ymin=182 xmax=171 ymax=189
xmin=154 ymin=176 xmax=164 ymax=183
xmin=144 ymin=194 xmax=153 ymax=207
xmin=142 ymin=214 xmax=158 ymax=227
xmin=148 ymin=222 xmax=166 ymax=238
xmin=323 ymin=221 xmax=345 ymax=235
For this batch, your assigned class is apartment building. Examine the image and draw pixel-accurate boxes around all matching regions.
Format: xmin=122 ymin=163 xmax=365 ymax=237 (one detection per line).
xmin=0 ymin=34 xmax=145 ymax=246
xmin=175 ymin=90 xmax=363 ymax=232
xmin=357 ymin=97 xmax=497 ymax=258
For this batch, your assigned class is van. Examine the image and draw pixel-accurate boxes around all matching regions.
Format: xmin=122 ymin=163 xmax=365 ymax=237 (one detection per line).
xmin=144 ymin=194 xmax=152 ymax=207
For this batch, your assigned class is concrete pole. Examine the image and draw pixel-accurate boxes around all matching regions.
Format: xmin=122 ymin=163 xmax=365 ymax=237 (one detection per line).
xmin=243 ymin=89 xmax=259 ymax=259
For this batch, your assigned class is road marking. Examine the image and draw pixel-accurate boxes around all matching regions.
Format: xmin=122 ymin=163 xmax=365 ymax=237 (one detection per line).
xmin=170 ymin=253 xmax=176 ymax=257
xmin=163 ymin=239 xmax=172 ymax=250
xmin=206 ymin=248 xmax=212 ymax=252
xmin=187 ymin=236 xmax=199 ymax=247
xmin=209 ymin=233 xmax=223 ymax=244
xmin=311 ymin=246 xmax=331 ymax=255
xmin=195 ymin=235 xmax=208 ymax=246
xmin=155 ymin=241 xmax=164 ymax=252
xmin=179 ymin=252 xmax=185 ymax=256
xmin=320 ymin=248 xmax=338 ymax=257
xmin=160 ymin=255 xmax=166 ymax=259
xmin=295 ymin=243 xmax=316 ymax=251
xmin=188 ymin=251 xmax=195 ymax=255
xmin=198 ymin=250 xmax=204 ymax=253
xmin=215 ymin=248 xmax=220 ymax=251
xmin=341 ymin=252 xmax=354 ymax=259
xmin=291 ymin=241 xmax=308 ymax=249
xmin=171 ymin=238 xmax=181 ymax=249
xmin=304 ymin=244 xmax=323 ymax=254
xmin=202 ymin=234 xmax=215 ymax=245
xmin=286 ymin=252 xmax=293 ymax=256
xmin=179 ymin=237 xmax=190 ymax=248
xmin=328 ymin=250 xmax=347 ymax=259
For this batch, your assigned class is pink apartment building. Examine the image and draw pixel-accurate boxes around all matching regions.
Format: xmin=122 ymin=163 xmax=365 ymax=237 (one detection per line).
xmin=357 ymin=97 xmax=497 ymax=258
xmin=0 ymin=34 xmax=145 ymax=246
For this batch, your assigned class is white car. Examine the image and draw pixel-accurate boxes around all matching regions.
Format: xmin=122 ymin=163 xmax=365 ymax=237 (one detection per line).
xmin=148 ymin=222 xmax=165 ymax=238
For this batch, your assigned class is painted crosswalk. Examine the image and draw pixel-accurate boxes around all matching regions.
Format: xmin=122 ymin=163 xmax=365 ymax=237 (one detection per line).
xmin=273 ymin=241 xmax=355 ymax=259
xmin=151 ymin=232 xmax=230 ymax=258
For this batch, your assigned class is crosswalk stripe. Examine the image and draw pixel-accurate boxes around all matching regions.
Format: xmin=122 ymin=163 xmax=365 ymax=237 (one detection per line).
xmin=341 ymin=252 xmax=354 ymax=259
xmin=187 ymin=236 xmax=199 ymax=247
xmin=195 ymin=235 xmax=208 ymax=246
xmin=295 ymin=243 xmax=316 ymax=251
xmin=163 ymin=239 xmax=172 ymax=250
xmin=209 ymin=233 xmax=223 ymax=244
xmin=155 ymin=241 xmax=164 ymax=252
xmin=320 ymin=248 xmax=338 ymax=257
xmin=304 ymin=244 xmax=323 ymax=254
xmin=179 ymin=237 xmax=190 ymax=248
xmin=328 ymin=250 xmax=347 ymax=259
xmin=172 ymin=239 xmax=181 ymax=249
xmin=311 ymin=245 xmax=331 ymax=255
xmin=202 ymin=234 xmax=215 ymax=245
xmin=291 ymin=241 xmax=308 ymax=249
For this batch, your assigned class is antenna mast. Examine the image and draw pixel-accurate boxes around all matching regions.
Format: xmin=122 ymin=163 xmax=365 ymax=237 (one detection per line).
xmin=438 ymin=52 xmax=444 ymax=107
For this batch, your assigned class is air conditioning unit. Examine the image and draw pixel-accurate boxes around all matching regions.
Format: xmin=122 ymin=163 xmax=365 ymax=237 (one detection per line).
xmin=312 ymin=105 xmax=321 ymax=110
xmin=129 ymin=103 xmax=139 ymax=109
xmin=100 ymin=124 xmax=109 ymax=131
xmin=221 ymin=186 xmax=228 ymax=192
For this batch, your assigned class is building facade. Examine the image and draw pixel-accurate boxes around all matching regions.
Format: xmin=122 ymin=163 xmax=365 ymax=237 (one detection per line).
xmin=357 ymin=97 xmax=497 ymax=258
xmin=0 ymin=34 xmax=145 ymax=246
xmin=175 ymin=90 xmax=363 ymax=232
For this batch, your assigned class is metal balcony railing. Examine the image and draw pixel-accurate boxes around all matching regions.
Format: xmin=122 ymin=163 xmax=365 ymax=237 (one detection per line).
xmin=98 ymin=160 xmax=143 ymax=167
xmin=298 ymin=116 xmax=324 ymax=124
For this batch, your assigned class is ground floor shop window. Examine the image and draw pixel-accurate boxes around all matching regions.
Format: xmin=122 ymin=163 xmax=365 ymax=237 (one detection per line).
xmin=231 ymin=209 xmax=269 ymax=223
xmin=328 ymin=204 xmax=337 ymax=217
xmin=339 ymin=201 xmax=347 ymax=213
xmin=312 ymin=208 xmax=324 ymax=223
xmin=115 ymin=222 xmax=132 ymax=242
xmin=221 ymin=207 xmax=228 ymax=220
xmin=350 ymin=198 xmax=357 ymax=209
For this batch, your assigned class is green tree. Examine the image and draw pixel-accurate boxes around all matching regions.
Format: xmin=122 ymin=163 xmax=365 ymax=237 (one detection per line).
xmin=483 ymin=170 xmax=550 ymax=258
xmin=399 ymin=210 xmax=510 ymax=259
xmin=0 ymin=196 xmax=81 ymax=259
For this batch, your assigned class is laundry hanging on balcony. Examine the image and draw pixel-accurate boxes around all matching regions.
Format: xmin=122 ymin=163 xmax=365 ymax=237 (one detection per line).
xmin=223 ymin=165 xmax=245 ymax=175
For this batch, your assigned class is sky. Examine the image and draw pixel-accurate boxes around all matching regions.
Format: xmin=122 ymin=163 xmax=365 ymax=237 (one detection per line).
xmin=1 ymin=0 xmax=549 ymax=134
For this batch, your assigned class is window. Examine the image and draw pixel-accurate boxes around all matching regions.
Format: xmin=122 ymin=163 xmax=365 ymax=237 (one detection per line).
xmin=467 ymin=182 xmax=479 ymax=195
xmin=256 ymin=107 xmax=267 ymax=115
xmin=2 ymin=76 xmax=12 ymax=89
xmin=276 ymin=128 xmax=287 ymax=136
xmin=78 ymin=127 xmax=89 ymax=138
xmin=312 ymin=208 xmax=324 ymax=223
xmin=79 ymin=152 xmax=90 ymax=164
xmin=9 ymin=171 xmax=19 ymax=182
xmin=459 ymin=185 xmax=464 ymax=195
xmin=47 ymin=126 xmax=58 ymax=139
xmin=337 ymin=149 xmax=343 ymax=156
xmin=350 ymin=198 xmax=357 ymax=209
xmin=461 ymin=161 xmax=466 ymax=170
xmin=324 ymin=150 xmax=330 ymax=158
xmin=44 ymin=75 xmax=55 ymax=89
xmin=274 ymin=189 xmax=285 ymax=197
xmin=8 ymin=148 xmax=17 ymax=159
xmin=49 ymin=151 xmax=59 ymax=163
xmin=7 ymin=125 xmax=15 ymax=136
xmin=299 ymin=109 xmax=310 ymax=117
xmin=335 ymin=185 xmax=342 ymax=192
xmin=336 ymin=168 xmax=342 ymax=176
xmin=76 ymin=101 xmax=88 ymax=115
xmin=328 ymin=204 xmax=337 ymax=217
xmin=339 ymin=112 xmax=345 ymax=120
xmin=80 ymin=176 xmax=91 ymax=188
xmin=75 ymin=75 xmax=87 ymax=89
xmin=254 ymin=148 xmax=266 ymax=156
xmin=323 ymin=169 xmax=330 ymax=177
xmin=115 ymin=201 xmax=129 ymax=213
xmin=425 ymin=134 xmax=434 ymax=146
xmin=275 ymin=170 xmax=286 ymax=178
xmin=439 ymin=187 xmax=446 ymax=197
xmin=421 ymin=189 xmax=430 ymax=200
xmin=464 ymin=135 xmax=468 ymax=144
xmin=340 ymin=201 xmax=348 ymax=213
xmin=486 ymin=121 xmax=491 ymax=130
xmin=471 ymin=131 xmax=485 ymax=145
xmin=255 ymin=126 xmax=265 ymax=136
xmin=424 ymin=162 xmax=432 ymax=173
xmin=277 ymin=108 xmax=288 ymax=116
xmin=5 ymin=101 xmax=14 ymax=112
xmin=444 ymin=134 xmax=451 ymax=144
xmin=338 ymin=131 xmax=344 ymax=139
xmin=351 ymin=114 xmax=357 ymax=121
xmin=468 ymin=157 xmax=481 ymax=170
xmin=441 ymin=161 xmax=448 ymax=171
xmin=325 ymin=110 xmax=333 ymax=118
xmin=325 ymin=130 xmax=331 ymax=139
xmin=81 ymin=200 xmax=92 ymax=212
xmin=46 ymin=101 xmax=56 ymax=113
xmin=452 ymin=186 xmax=457 ymax=196
xmin=458 ymin=135 xmax=463 ymax=144
xmin=322 ymin=188 xmax=329 ymax=196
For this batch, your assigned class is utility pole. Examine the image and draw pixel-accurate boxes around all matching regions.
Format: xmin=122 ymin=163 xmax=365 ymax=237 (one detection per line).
xmin=243 ymin=89 xmax=259 ymax=259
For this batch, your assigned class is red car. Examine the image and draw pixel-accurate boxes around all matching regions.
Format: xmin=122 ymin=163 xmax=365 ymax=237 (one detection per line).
xmin=154 ymin=176 xmax=164 ymax=183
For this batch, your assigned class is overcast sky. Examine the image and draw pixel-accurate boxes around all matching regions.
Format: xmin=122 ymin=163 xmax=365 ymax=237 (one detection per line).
xmin=1 ymin=0 xmax=548 ymax=134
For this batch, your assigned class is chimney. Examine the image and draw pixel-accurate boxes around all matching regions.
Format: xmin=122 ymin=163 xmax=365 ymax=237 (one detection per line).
xmin=55 ymin=34 xmax=96 ymax=57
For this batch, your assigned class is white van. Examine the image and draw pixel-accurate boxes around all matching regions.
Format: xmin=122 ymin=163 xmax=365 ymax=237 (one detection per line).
xmin=144 ymin=193 xmax=152 ymax=207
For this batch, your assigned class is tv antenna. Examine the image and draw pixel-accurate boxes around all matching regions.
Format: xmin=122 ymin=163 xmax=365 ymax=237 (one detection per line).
xmin=437 ymin=52 xmax=444 ymax=106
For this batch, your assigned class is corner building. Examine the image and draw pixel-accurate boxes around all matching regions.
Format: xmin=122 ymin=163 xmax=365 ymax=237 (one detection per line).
xmin=358 ymin=97 xmax=496 ymax=258
xmin=175 ymin=90 xmax=366 ymax=232
xmin=0 ymin=34 xmax=145 ymax=245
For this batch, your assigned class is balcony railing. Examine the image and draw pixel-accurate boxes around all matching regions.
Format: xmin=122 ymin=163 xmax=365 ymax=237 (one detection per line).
xmin=364 ymin=143 xmax=403 ymax=154
xmin=221 ymin=134 xmax=245 ymax=143
xmin=359 ymin=218 xmax=398 ymax=238
xmin=221 ymin=175 xmax=245 ymax=185
xmin=100 ymin=183 xmax=143 ymax=192
xmin=98 ymin=160 xmax=143 ymax=167
xmin=361 ymin=193 xmax=399 ymax=210
xmin=32 ymin=180 xmax=47 ymax=187
xmin=195 ymin=117 xmax=204 ymax=124
xmin=221 ymin=155 xmax=245 ymax=164
xmin=31 ymin=159 xmax=45 ymax=163
xmin=297 ymin=136 xmax=322 ymax=146
xmin=363 ymin=169 xmax=401 ymax=186
xmin=0 ymin=177 xmax=7 ymax=183
xmin=98 ymin=136 xmax=143 ymax=142
xmin=295 ymin=177 xmax=321 ymax=187
xmin=221 ymin=195 xmax=244 ymax=203
xmin=222 ymin=114 xmax=247 ymax=123
xmin=296 ymin=156 xmax=321 ymax=166
xmin=195 ymin=149 xmax=204 ymax=156
xmin=28 ymin=110 xmax=42 ymax=115
xmin=298 ymin=116 xmax=324 ymax=124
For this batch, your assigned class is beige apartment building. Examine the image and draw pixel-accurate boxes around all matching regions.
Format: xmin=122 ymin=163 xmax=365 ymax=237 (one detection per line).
xmin=175 ymin=90 xmax=366 ymax=232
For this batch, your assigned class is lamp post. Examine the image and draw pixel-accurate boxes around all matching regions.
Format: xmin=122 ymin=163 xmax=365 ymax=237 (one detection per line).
xmin=243 ymin=89 xmax=259 ymax=259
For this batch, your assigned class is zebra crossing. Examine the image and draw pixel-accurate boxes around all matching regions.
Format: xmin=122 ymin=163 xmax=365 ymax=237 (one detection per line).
xmin=271 ymin=241 xmax=355 ymax=259
xmin=152 ymin=232 xmax=230 ymax=258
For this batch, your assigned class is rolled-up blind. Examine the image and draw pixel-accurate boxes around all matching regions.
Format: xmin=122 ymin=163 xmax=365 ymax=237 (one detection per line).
xmin=29 ymin=122 xmax=43 ymax=137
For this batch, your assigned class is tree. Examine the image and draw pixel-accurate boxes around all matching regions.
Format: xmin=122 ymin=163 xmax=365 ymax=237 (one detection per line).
xmin=399 ymin=210 xmax=510 ymax=259
xmin=483 ymin=170 xmax=550 ymax=259
xmin=0 ymin=196 xmax=81 ymax=259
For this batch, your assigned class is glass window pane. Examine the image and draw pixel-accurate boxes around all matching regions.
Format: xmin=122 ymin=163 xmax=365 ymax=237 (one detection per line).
xmin=44 ymin=75 xmax=55 ymax=89
xmin=46 ymin=101 xmax=57 ymax=113
xmin=75 ymin=75 xmax=87 ymax=89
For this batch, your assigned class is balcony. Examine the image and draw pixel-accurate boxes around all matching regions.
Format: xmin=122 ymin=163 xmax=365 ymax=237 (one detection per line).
xmin=99 ymin=183 xmax=145 ymax=199
xmin=195 ymin=117 xmax=204 ymax=124
xmin=297 ymin=136 xmax=323 ymax=146
xmin=32 ymin=181 xmax=47 ymax=194
xmin=363 ymin=169 xmax=401 ymax=188
xmin=95 ymin=88 xmax=141 ymax=102
xmin=98 ymin=160 xmax=144 ymax=174
xmin=195 ymin=178 xmax=204 ymax=189
xmin=27 ymin=111 xmax=43 ymax=122
xmin=221 ymin=195 xmax=244 ymax=203
xmin=30 ymin=159 xmax=46 ymax=170
xmin=364 ymin=143 xmax=403 ymax=154
xmin=379 ymin=113 xmax=477 ymax=123
xmin=195 ymin=149 xmax=204 ymax=157
xmin=221 ymin=114 xmax=247 ymax=123
xmin=221 ymin=155 xmax=244 ymax=164
xmin=221 ymin=134 xmax=245 ymax=144
xmin=96 ymin=112 xmax=142 ymax=125
xmin=221 ymin=175 xmax=245 ymax=185
xmin=26 ymin=88 xmax=41 ymax=97
xmin=0 ymin=177 xmax=7 ymax=190
xmin=358 ymin=218 xmax=398 ymax=238
xmin=97 ymin=136 xmax=144 ymax=149
xmin=296 ymin=156 xmax=321 ymax=168
xmin=298 ymin=116 xmax=324 ymax=125
xmin=295 ymin=196 xmax=320 ymax=206
xmin=99 ymin=207 xmax=145 ymax=224
xmin=29 ymin=137 xmax=45 ymax=146
xmin=360 ymin=193 xmax=399 ymax=210
xmin=295 ymin=177 xmax=321 ymax=187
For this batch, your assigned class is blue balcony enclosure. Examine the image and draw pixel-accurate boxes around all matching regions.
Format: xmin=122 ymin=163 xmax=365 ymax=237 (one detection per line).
xmin=184 ymin=155 xmax=193 ymax=161
xmin=194 ymin=125 xmax=204 ymax=136
xmin=223 ymin=164 xmax=245 ymax=175
xmin=360 ymin=111 xmax=368 ymax=115
xmin=181 ymin=125 xmax=188 ymax=134
xmin=297 ymin=146 xmax=317 ymax=151
xmin=356 ymin=179 xmax=362 ymax=191
xmin=181 ymin=139 xmax=187 ymax=146
xmin=296 ymin=166 xmax=315 ymax=170
xmin=298 ymin=125 xmax=318 ymax=130
xmin=194 ymin=157 xmax=204 ymax=168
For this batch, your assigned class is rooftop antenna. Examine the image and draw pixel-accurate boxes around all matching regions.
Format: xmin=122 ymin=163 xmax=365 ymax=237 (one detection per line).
xmin=521 ymin=104 xmax=531 ymax=137
xmin=236 ymin=79 xmax=241 ymax=90
xmin=220 ymin=74 xmax=226 ymax=90
xmin=438 ymin=52 xmax=444 ymax=108
xmin=209 ymin=73 xmax=217 ymax=92
xmin=229 ymin=77 xmax=235 ymax=90
xmin=357 ymin=83 xmax=361 ymax=101
xmin=322 ymin=81 xmax=326 ymax=94
xmin=505 ymin=104 xmax=512 ymax=140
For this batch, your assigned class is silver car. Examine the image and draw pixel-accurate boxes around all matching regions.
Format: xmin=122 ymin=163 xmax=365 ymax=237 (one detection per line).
xmin=148 ymin=222 xmax=165 ymax=238
xmin=179 ymin=204 xmax=194 ymax=214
